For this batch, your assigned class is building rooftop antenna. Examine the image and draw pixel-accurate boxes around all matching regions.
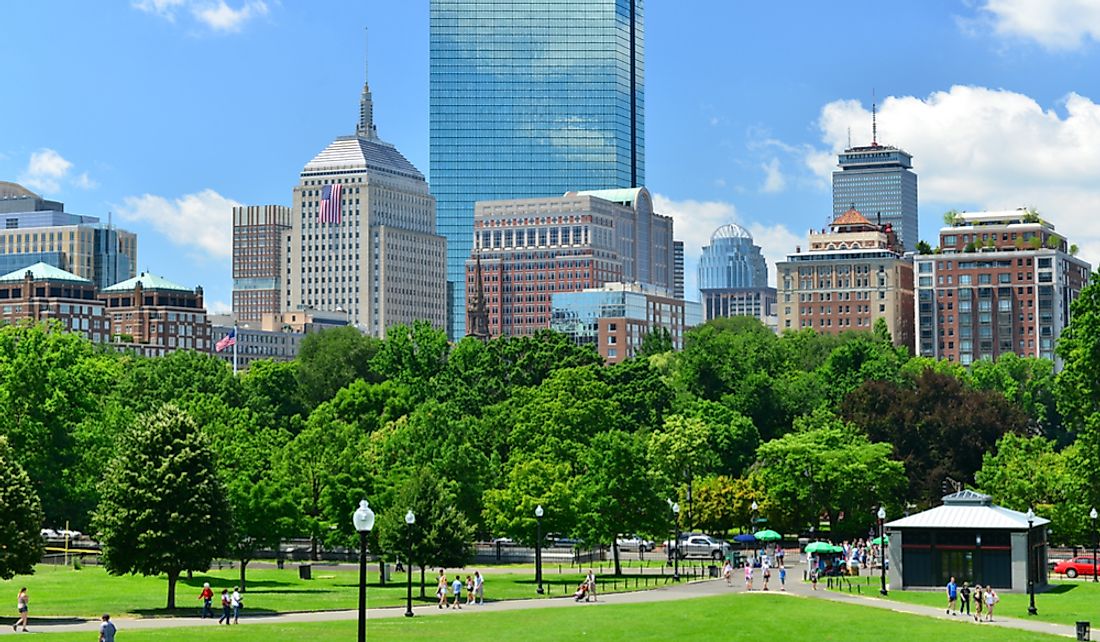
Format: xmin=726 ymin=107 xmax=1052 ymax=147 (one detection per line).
xmin=872 ymin=88 xmax=878 ymax=146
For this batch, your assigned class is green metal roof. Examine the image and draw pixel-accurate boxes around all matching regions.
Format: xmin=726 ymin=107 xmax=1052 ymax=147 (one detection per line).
xmin=0 ymin=262 xmax=90 ymax=284
xmin=102 ymin=272 xmax=192 ymax=293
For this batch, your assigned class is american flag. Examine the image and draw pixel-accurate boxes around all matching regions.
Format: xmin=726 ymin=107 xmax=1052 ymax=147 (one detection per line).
xmin=215 ymin=327 xmax=237 ymax=352
xmin=318 ymin=183 xmax=342 ymax=224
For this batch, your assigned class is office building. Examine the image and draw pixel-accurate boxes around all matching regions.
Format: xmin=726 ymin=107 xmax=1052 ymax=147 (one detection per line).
xmin=673 ymin=240 xmax=685 ymax=300
xmin=286 ymin=51 xmax=447 ymax=337
xmin=466 ymin=187 xmax=672 ymax=337
xmin=697 ymin=223 xmax=775 ymax=325
xmin=100 ymin=272 xmax=211 ymax=355
xmin=233 ymin=205 xmax=291 ymax=322
xmin=914 ymin=209 xmax=1090 ymax=366
xmin=550 ymin=282 xmax=702 ymax=364
xmin=777 ymin=208 xmax=914 ymax=350
xmin=832 ymin=114 xmax=918 ymax=252
xmin=0 ymin=181 xmax=137 ymax=289
xmin=431 ymin=0 xmax=645 ymax=338
xmin=0 ymin=262 xmax=108 ymax=342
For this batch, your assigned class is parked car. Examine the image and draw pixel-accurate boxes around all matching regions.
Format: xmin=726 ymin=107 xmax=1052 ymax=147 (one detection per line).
xmin=1053 ymin=556 xmax=1099 ymax=578
xmin=40 ymin=528 xmax=58 ymax=539
xmin=491 ymin=537 xmax=514 ymax=545
xmin=616 ymin=535 xmax=655 ymax=552
xmin=665 ymin=534 xmax=731 ymax=560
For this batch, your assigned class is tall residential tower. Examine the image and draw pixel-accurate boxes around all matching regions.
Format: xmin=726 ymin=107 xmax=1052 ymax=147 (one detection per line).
xmin=430 ymin=0 xmax=645 ymax=338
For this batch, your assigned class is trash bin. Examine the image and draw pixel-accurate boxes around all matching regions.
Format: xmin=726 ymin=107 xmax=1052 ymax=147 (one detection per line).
xmin=1077 ymin=621 xmax=1090 ymax=641
xmin=708 ymin=565 xmax=719 ymax=578
xmin=299 ymin=564 xmax=312 ymax=580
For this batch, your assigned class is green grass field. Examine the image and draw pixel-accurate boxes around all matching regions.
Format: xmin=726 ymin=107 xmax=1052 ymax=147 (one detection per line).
xmin=877 ymin=580 xmax=1100 ymax=628
xmin=14 ymin=593 xmax=1064 ymax=642
xmin=0 ymin=563 xmax=675 ymax=618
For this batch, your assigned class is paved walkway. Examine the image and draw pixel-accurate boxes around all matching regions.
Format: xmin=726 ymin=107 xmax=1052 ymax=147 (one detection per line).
xmin=1 ymin=561 xmax=1079 ymax=638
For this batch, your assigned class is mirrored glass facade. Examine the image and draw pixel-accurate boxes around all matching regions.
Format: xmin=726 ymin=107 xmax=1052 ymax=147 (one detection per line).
xmin=430 ymin=0 xmax=645 ymax=338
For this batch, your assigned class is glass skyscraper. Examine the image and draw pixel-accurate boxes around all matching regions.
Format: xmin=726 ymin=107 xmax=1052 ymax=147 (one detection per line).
xmin=697 ymin=223 xmax=775 ymax=324
xmin=832 ymin=142 xmax=918 ymax=252
xmin=430 ymin=0 xmax=645 ymax=338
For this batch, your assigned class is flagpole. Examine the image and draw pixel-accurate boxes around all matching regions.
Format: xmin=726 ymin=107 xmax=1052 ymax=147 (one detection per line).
xmin=232 ymin=322 xmax=238 ymax=375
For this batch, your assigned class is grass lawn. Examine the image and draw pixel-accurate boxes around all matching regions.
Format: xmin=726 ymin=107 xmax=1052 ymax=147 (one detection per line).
xmin=0 ymin=564 xmax=675 ymax=618
xmin=17 ymin=593 xmax=1064 ymax=641
xmin=871 ymin=580 xmax=1100 ymax=627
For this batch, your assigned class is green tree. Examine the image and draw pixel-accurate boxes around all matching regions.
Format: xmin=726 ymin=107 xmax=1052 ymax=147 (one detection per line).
xmin=647 ymin=415 xmax=720 ymax=530
xmin=0 ymin=436 xmax=44 ymax=579
xmin=915 ymin=240 xmax=933 ymax=254
xmin=574 ymin=430 xmax=665 ymax=574
xmin=227 ymin=474 xmax=296 ymax=591
xmin=370 ymin=320 xmax=450 ymax=389
xmin=296 ymin=327 xmax=381 ymax=409
xmin=93 ymin=405 xmax=230 ymax=609
xmin=483 ymin=456 xmax=577 ymax=545
xmin=637 ymin=327 xmax=673 ymax=358
xmin=975 ymin=433 xmax=1065 ymax=515
xmin=376 ymin=468 xmax=475 ymax=597
xmin=1056 ymin=271 xmax=1100 ymax=514
xmin=755 ymin=409 xmax=906 ymax=537
xmin=242 ymin=359 xmax=306 ymax=426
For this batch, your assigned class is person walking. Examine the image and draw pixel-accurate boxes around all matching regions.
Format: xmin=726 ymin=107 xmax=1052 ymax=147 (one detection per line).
xmin=437 ymin=571 xmax=449 ymax=609
xmin=945 ymin=576 xmax=958 ymax=615
xmin=585 ymin=569 xmax=597 ymax=602
xmin=473 ymin=571 xmax=484 ymax=605
xmin=217 ymin=589 xmax=231 ymax=625
xmin=762 ymin=556 xmax=772 ymax=591
xmin=973 ymin=585 xmax=984 ymax=622
xmin=810 ymin=566 xmax=818 ymax=591
xmin=231 ymin=587 xmax=242 ymax=624
xmin=722 ymin=559 xmax=733 ymax=586
xmin=451 ymin=575 xmax=463 ymax=609
xmin=744 ymin=560 xmax=753 ymax=591
xmin=199 ymin=582 xmax=214 ymax=619
xmin=779 ymin=565 xmax=787 ymax=591
xmin=959 ymin=581 xmax=971 ymax=616
xmin=984 ymin=586 xmax=997 ymax=622
xmin=465 ymin=575 xmax=474 ymax=606
xmin=13 ymin=587 xmax=28 ymax=632
xmin=99 ymin=614 xmax=117 ymax=642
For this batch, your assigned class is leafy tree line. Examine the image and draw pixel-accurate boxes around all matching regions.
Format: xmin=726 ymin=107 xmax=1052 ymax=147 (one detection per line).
xmin=2 ymin=272 xmax=1100 ymax=598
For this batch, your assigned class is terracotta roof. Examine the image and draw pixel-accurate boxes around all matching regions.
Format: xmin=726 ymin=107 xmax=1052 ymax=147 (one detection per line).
xmin=832 ymin=208 xmax=872 ymax=227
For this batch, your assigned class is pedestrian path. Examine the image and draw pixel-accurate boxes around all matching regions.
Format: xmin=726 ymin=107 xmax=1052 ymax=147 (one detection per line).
xmin=0 ymin=561 xmax=1078 ymax=638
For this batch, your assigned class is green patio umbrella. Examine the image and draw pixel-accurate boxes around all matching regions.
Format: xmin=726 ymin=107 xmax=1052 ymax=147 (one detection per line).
xmin=754 ymin=529 xmax=782 ymax=542
xmin=872 ymin=535 xmax=889 ymax=545
xmin=804 ymin=541 xmax=835 ymax=554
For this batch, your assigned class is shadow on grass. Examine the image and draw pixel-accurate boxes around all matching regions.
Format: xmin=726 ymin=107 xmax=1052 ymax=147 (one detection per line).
xmin=130 ymin=608 xmax=282 ymax=618
xmin=179 ymin=577 xmax=297 ymax=589
xmin=19 ymin=617 xmax=87 ymax=627
xmin=1043 ymin=584 xmax=1078 ymax=595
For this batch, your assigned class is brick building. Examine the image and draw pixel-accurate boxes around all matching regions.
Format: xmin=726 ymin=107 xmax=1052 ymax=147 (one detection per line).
xmin=466 ymin=187 xmax=674 ymax=338
xmin=0 ymin=262 xmax=108 ymax=342
xmin=914 ymin=210 xmax=1091 ymax=366
xmin=777 ymin=208 xmax=914 ymax=350
xmin=100 ymin=272 xmax=211 ymax=354
xmin=232 ymin=205 xmax=291 ymax=322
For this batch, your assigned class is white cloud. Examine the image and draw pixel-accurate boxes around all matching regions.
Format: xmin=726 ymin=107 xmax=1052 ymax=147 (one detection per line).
xmin=192 ymin=0 xmax=268 ymax=33
xmin=19 ymin=148 xmax=73 ymax=193
xmin=760 ymin=158 xmax=786 ymax=194
xmin=653 ymin=193 xmax=799 ymax=293
xmin=73 ymin=172 xmax=98 ymax=190
xmin=978 ymin=0 xmax=1100 ymax=49
xmin=207 ymin=299 xmax=232 ymax=314
xmin=115 ymin=189 xmax=240 ymax=260
xmin=132 ymin=0 xmax=267 ymax=32
xmin=806 ymin=85 xmax=1100 ymax=269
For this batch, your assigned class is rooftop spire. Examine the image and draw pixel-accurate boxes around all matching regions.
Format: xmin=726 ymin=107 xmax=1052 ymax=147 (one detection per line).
xmin=871 ymin=89 xmax=878 ymax=146
xmin=357 ymin=26 xmax=378 ymax=140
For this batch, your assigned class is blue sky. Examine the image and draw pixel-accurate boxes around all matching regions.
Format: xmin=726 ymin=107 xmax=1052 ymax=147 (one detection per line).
xmin=4 ymin=0 xmax=1100 ymax=309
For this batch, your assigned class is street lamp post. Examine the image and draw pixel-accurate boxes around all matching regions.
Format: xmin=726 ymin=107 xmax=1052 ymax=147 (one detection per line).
xmin=1026 ymin=507 xmax=1037 ymax=616
xmin=352 ymin=500 xmax=375 ymax=642
xmin=877 ymin=506 xmax=887 ymax=596
xmin=672 ymin=502 xmax=681 ymax=582
xmin=535 ymin=505 xmax=544 ymax=595
xmin=1091 ymin=507 xmax=1098 ymax=583
xmin=404 ymin=510 xmax=415 ymax=618
xmin=751 ymin=501 xmax=759 ymax=533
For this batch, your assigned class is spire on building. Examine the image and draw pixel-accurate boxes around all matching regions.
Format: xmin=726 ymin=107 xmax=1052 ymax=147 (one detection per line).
xmin=466 ymin=254 xmax=490 ymax=341
xmin=356 ymin=27 xmax=378 ymax=140
xmin=871 ymin=100 xmax=878 ymax=146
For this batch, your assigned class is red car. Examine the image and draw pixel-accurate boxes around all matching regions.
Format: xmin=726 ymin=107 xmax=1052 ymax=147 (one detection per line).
xmin=1053 ymin=557 xmax=1100 ymax=578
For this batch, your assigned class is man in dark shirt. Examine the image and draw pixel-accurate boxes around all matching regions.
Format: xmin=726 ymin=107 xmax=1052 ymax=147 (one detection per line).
xmin=959 ymin=581 xmax=972 ymax=616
